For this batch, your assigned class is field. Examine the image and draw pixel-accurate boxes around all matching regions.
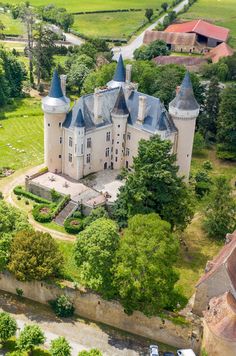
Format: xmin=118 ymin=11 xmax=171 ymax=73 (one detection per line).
xmin=73 ymin=11 xmax=149 ymax=39
xmin=181 ymin=0 xmax=236 ymax=48
xmin=0 ymin=98 xmax=43 ymax=170
xmin=0 ymin=13 xmax=24 ymax=35
xmin=1 ymin=0 xmax=171 ymax=13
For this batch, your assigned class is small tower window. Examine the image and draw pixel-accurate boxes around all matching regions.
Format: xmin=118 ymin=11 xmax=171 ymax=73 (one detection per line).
xmin=106 ymin=132 xmax=111 ymax=141
xmin=60 ymin=137 xmax=62 ymax=144
xmin=118 ymin=125 xmax=120 ymax=128
xmin=48 ymin=123 xmax=50 ymax=127
xmin=68 ymin=153 xmax=72 ymax=162
xmin=81 ymin=144 xmax=83 ymax=154
xmin=86 ymin=154 xmax=91 ymax=163
xmin=115 ymin=149 xmax=118 ymax=155
xmin=69 ymin=137 xmax=73 ymax=147
xmin=59 ymin=155 xmax=61 ymax=159
xmin=105 ymin=148 xmax=110 ymax=157
xmin=115 ymin=157 xmax=118 ymax=162
xmin=59 ymin=122 xmax=62 ymax=127
xmin=127 ymin=132 xmax=131 ymax=140
xmin=126 ymin=148 xmax=130 ymax=156
xmin=87 ymin=138 xmax=91 ymax=148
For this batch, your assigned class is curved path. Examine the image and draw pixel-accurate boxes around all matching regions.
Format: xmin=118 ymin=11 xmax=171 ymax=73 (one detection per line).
xmin=113 ymin=0 xmax=190 ymax=60
xmin=2 ymin=165 xmax=75 ymax=242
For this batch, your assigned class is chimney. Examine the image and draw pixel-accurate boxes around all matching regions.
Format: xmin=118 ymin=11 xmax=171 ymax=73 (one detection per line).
xmin=176 ymin=85 xmax=181 ymax=95
xmin=60 ymin=74 xmax=67 ymax=96
xmin=126 ymin=64 xmax=132 ymax=84
xmin=137 ymin=96 xmax=147 ymax=124
xmin=94 ymin=88 xmax=102 ymax=124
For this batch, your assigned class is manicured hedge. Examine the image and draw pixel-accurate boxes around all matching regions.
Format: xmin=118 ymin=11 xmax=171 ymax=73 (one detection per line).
xmin=14 ymin=186 xmax=51 ymax=205
xmin=32 ymin=204 xmax=55 ymax=223
xmin=64 ymin=217 xmax=83 ymax=234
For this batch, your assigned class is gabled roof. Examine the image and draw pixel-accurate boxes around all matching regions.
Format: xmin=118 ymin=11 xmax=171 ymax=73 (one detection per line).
xmin=49 ymin=69 xmax=64 ymax=98
xmin=111 ymin=87 xmax=129 ymax=116
xmin=196 ymin=231 xmax=236 ymax=288
xmin=153 ymin=56 xmax=207 ymax=67
xmin=113 ymin=54 xmax=126 ymax=82
xmin=165 ymin=20 xmax=229 ymax=42
xmin=206 ymin=42 xmax=234 ymax=63
xmin=169 ymin=72 xmax=199 ymax=111
xmin=143 ymin=30 xmax=197 ymax=46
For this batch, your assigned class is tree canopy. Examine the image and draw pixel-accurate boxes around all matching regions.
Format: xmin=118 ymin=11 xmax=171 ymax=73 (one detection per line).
xmin=50 ymin=336 xmax=71 ymax=356
xmin=0 ymin=312 xmax=17 ymax=343
xmin=134 ymin=40 xmax=169 ymax=61
xmin=17 ymin=325 xmax=45 ymax=354
xmin=113 ymin=213 xmax=179 ymax=315
xmin=114 ymin=135 xmax=194 ymax=230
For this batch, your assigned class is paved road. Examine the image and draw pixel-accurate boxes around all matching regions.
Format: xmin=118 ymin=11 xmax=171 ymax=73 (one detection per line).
xmin=113 ymin=0 xmax=189 ymax=60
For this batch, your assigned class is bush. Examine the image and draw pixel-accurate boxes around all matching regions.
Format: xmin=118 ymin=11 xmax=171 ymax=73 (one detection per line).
xmin=83 ymin=207 xmax=108 ymax=228
xmin=0 ymin=312 xmax=17 ymax=342
xmin=50 ymin=295 xmax=75 ymax=317
xmin=13 ymin=186 xmax=51 ymax=205
xmin=78 ymin=350 xmax=102 ymax=356
xmin=202 ymin=160 xmax=213 ymax=171
xmin=32 ymin=204 xmax=55 ymax=223
xmin=194 ymin=170 xmax=211 ymax=197
xmin=50 ymin=336 xmax=71 ymax=356
xmin=64 ymin=217 xmax=83 ymax=234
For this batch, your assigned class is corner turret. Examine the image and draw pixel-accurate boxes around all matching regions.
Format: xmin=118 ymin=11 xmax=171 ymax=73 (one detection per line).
xmin=107 ymin=55 xmax=126 ymax=89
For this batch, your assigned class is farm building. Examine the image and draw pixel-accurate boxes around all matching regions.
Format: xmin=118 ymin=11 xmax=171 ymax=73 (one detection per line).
xmin=165 ymin=19 xmax=229 ymax=48
xmin=153 ymin=56 xmax=207 ymax=72
xmin=143 ymin=30 xmax=199 ymax=53
xmin=206 ymin=42 xmax=234 ymax=63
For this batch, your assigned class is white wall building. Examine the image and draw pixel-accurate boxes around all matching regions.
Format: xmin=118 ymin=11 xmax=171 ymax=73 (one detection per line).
xmin=42 ymin=55 xmax=200 ymax=181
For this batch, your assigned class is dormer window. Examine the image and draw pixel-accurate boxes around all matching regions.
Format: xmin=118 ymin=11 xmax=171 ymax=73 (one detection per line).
xmin=106 ymin=132 xmax=111 ymax=141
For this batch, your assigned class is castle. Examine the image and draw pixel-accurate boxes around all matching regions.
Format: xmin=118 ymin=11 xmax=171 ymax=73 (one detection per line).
xmin=42 ymin=55 xmax=199 ymax=181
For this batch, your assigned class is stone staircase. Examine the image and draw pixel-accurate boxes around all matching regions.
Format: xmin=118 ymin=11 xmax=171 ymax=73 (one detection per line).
xmin=54 ymin=200 xmax=78 ymax=226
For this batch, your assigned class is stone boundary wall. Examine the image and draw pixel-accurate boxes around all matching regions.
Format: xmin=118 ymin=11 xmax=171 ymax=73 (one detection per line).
xmin=0 ymin=272 xmax=201 ymax=352
xmin=26 ymin=181 xmax=53 ymax=201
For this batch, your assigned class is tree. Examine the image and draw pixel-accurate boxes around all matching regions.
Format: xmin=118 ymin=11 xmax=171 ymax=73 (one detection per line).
xmin=0 ymin=233 xmax=12 ymax=271
xmin=0 ymin=312 xmax=17 ymax=343
xmin=204 ymin=176 xmax=236 ymax=239
xmin=198 ymin=76 xmax=221 ymax=142
xmin=74 ymin=218 xmax=119 ymax=296
xmin=82 ymin=207 xmax=109 ymax=228
xmin=145 ymin=9 xmax=153 ymax=22
xmin=78 ymin=350 xmax=102 ymax=356
xmin=217 ymin=84 xmax=236 ymax=160
xmin=114 ymin=135 xmax=194 ymax=230
xmin=50 ymin=295 xmax=75 ymax=318
xmin=50 ymin=336 xmax=71 ymax=356
xmin=0 ymin=20 xmax=5 ymax=39
xmin=161 ymin=2 xmax=168 ymax=11
xmin=113 ymin=214 xmax=179 ymax=315
xmin=17 ymin=325 xmax=45 ymax=355
xmin=8 ymin=230 xmax=63 ymax=281
xmin=0 ymin=200 xmax=29 ymax=234
xmin=193 ymin=132 xmax=205 ymax=155
xmin=134 ymin=40 xmax=169 ymax=60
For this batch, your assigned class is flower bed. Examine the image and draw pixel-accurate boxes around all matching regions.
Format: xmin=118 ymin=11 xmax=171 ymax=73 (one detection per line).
xmin=64 ymin=217 xmax=83 ymax=234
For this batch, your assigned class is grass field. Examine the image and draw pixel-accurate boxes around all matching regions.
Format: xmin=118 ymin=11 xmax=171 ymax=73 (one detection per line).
xmin=1 ymin=0 xmax=171 ymax=13
xmin=73 ymin=11 xmax=149 ymax=39
xmin=0 ymin=98 xmax=43 ymax=170
xmin=181 ymin=0 xmax=236 ymax=48
xmin=0 ymin=13 xmax=25 ymax=35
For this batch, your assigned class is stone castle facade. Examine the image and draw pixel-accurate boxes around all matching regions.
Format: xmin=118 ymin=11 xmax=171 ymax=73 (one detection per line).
xmin=42 ymin=55 xmax=199 ymax=181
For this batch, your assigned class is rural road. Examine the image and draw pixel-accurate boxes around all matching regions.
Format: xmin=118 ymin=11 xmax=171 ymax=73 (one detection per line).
xmin=113 ymin=0 xmax=190 ymax=60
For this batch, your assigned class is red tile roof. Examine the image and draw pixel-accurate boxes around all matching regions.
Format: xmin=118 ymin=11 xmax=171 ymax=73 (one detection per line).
xmin=165 ymin=20 xmax=229 ymax=42
xmin=206 ymin=42 xmax=234 ymax=63
xmin=204 ymin=292 xmax=236 ymax=341
xmin=143 ymin=30 xmax=196 ymax=46
xmin=196 ymin=231 xmax=236 ymax=288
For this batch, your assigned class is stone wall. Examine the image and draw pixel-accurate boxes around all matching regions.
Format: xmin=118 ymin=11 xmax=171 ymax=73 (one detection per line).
xmin=26 ymin=180 xmax=54 ymax=201
xmin=0 ymin=272 xmax=201 ymax=352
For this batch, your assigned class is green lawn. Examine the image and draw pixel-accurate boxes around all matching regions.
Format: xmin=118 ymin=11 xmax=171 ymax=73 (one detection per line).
xmin=57 ymin=240 xmax=82 ymax=283
xmin=73 ymin=11 xmax=151 ymax=39
xmin=0 ymin=98 xmax=43 ymax=170
xmin=0 ymin=12 xmax=25 ymax=35
xmin=1 ymin=0 xmax=171 ymax=13
xmin=181 ymin=0 xmax=236 ymax=48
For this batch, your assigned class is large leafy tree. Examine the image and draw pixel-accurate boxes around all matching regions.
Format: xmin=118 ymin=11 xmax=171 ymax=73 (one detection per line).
xmin=113 ymin=214 xmax=179 ymax=315
xmin=134 ymin=40 xmax=169 ymax=61
xmin=8 ymin=230 xmax=63 ymax=281
xmin=17 ymin=325 xmax=45 ymax=355
xmin=0 ymin=200 xmax=29 ymax=234
xmin=114 ymin=135 xmax=194 ymax=230
xmin=217 ymin=84 xmax=236 ymax=160
xmin=74 ymin=218 xmax=119 ymax=296
xmin=204 ymin=176 xmax=236 ymax=239
xmin=0 ymin=312 xmax=17 ymax=343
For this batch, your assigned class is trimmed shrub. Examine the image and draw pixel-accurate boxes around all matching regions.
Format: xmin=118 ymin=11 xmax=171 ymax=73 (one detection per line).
xmin=50 ymin=295 xmax=75 ymax=317
xmin=32 ymin=204 xmax=55 ymax=223
xmin=64 ymin=217 xmax=83 ymax=234
xmin=13 ymin=186 xmax=51 ymax=205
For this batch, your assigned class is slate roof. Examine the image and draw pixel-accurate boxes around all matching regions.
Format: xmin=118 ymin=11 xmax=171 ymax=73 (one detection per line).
xmin=63 ymin=87 xmax=176 ymax=134
xmin=49 ymin=70 xmax=64 ymax=98
xmin=113 ymin=54 xmax=126 ymax=82
xmin=75 ymin=109 xmax=85 ymax=127
xmin=143 ymin=30 xmax=197 ymax=46
xmin=206 ymin=42 xmax=234 ymax=63
xmin=165 ymin=20 xmax=229 ymax=42
xmin=111 ymin=87 xmax=129 ymax=116
xmin=169 ymin=72 xmax=199 ymax=111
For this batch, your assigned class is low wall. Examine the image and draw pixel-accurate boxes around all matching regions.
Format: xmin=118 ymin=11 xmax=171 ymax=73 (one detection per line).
xmin=0 ymin=272 xmax=201 ymax=352
xmin=26 ymin=181 xmax=53 ymax=201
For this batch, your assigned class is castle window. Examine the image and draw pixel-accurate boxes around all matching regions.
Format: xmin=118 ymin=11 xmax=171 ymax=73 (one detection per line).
xmin=75 ymin=144 xmax=77 ymax=153
xmin=106 ymin=132 xmax=111 ymax=141
xmin=60 ymin=137 xmax=62 ymax=144
xmin=81 ymin=144 xmax=83 ymax=154
xmin=115 ymin=157 xmax=118 ymax=162
xmin=59 ymin=122 xmax=62 ymax=127
xmin=115 ymin=149 xmax=118 ymax=155
xmin=86 ymin=154 xmax=91 ymax=163
xmin=105 ymin=148 xmax=110 ymax=157
xmin=68 ymin=153 xmax=72 ymax=162
xmin=48 ymin=123 xmax=50 ymax=127
xmin=126 ymin=148 xmax=130 ymax=156
xmin=117 ymin=134 xmax=120 ymax=137
xmin=127 ymin=132 xmax=131 ymax=140
xmin=118 ymin=125 xmax=120 ymax=128
xmin=59 ymin=155 xmax=61 ymax=159
xmin=87 ymin=137 xmax=91 ymax=148
xmin=69 ymin=137 xmax=73 ymax=147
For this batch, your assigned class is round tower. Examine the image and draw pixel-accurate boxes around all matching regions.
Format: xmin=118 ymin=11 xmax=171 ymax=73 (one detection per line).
xmin=169 ymin=72 xmax=200 ymax=181
xmin=73 ymin=109 xmax=85 ymax=180
xmin=111 ymin=87 xmax=129 ymax=170
xmin=42 ymin=70 xmax=70 ymax=174
xmin=107 ymin=54 xmax=126 ymax=89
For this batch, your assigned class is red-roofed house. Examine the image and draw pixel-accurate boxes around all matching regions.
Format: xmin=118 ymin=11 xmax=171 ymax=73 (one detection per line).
xmin=193 ymin=231 xmax=236 ymax=316
xmin=165 ymin=20 xmax=229 ymax=48
xmin=206 ymin=42 xmax=234 ymax=63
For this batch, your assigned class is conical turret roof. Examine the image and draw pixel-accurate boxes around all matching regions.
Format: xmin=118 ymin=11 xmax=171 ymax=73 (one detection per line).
xmin=49 ymin=69 xmax=64 ymax=98
xmin=111 ymin=87 xmax=129 ymax=116
xmin=170 ymin=72 xmax=199 ymax=111
xmin=74 ymin=109 xmax=85 ymax=127
xmin=113 ymin=55 xmax=126 ymax=83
